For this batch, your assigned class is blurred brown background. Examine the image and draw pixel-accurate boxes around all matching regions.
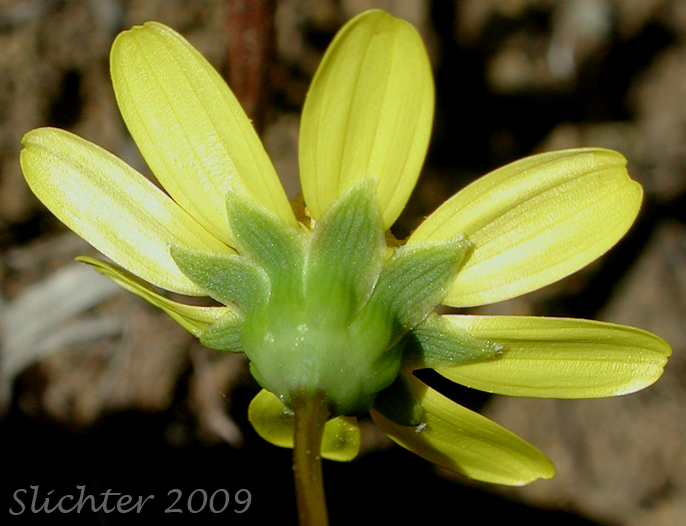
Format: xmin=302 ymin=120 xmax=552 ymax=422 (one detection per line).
xmin=1 ymin=1 xmax=685 ymax=525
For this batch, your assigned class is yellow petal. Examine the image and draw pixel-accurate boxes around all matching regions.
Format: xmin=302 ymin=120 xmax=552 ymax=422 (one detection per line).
xmin=409 ymin=149 xmax=642 ymax=306
xmin=435 ymin=315 xmax=671 ymax=398
xmin=247 ymin=389 xmax=360 ymax=462
xmin=371 ymin=376 xmax=555 ymax=485
xmin=110 ymin=22 xmax=295 ymax=245
xmin=77 ymin=257 xmax=231 ymax=336
xmin=21 ymin=128 xmax=231 ymax=295
xmin=299 ymin=10 xmax=434 ymax=228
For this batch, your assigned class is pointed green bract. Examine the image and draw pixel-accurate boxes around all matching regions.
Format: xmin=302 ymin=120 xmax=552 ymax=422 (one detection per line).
xmin=371 ymin=376 xmax=556 ymax=485
xmin=225 ymin=190 xmax=304 ymax=282
xmin=200 ymin=311 xmax=244 ymax=352
xmin=248 ymin=389 xmax=360 ymax=462
xmin=401 ymin=312 xmax=500 ymax=370
xmin=77 ymin=256 xmax=230 ymax=336
xmin=21 ymin=129 xmax=232 ymax=295
xmin=436 ymin=315 xmax=672 ymax=398
xmin=353 ymin=236 xmax=471 ymax=339
xmin=409 ymin=149 xmax=642 ymax=307
xmin=299 ymin=10 xmax=434 ymax=229
xmin=171 ymin=246 xmax=269 ymax=312
xmin=110 ymin=22 xmax=295 ymax=247
xmin=305 ymin=180 xmax=385 ymax=324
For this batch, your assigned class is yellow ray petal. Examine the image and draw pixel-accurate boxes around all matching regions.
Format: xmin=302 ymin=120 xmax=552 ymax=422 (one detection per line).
xmin=247 ymin=389 xmax=360 ymax=462
xmin=409 ymin=148 xmax=642 ymax=306
xmin=299 ymin=10 xmax=434 ymax=229
xmin=110 ymin=22 xmax=295 ymax=245
xmin=77 ymin=256 xmax=231 ymax=336
xmin=435 ymin=315 xmax=671 ymax=398
xmin=21 ymin=128 xmax=232 ymax=295
xmin=371 ymin=376 xmax=555 ymax=485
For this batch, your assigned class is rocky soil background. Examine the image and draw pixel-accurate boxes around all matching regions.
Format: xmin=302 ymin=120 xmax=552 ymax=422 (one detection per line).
xmin=1 ymin=0 xmax=685 ymax=525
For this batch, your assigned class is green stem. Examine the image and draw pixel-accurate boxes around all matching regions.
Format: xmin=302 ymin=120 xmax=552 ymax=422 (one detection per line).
xmin=292 ymin=391 xmax=330 ymax=526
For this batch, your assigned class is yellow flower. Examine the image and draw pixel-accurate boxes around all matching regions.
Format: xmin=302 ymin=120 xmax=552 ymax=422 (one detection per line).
xmin=20 ymin=10 xmax=671 ymax=486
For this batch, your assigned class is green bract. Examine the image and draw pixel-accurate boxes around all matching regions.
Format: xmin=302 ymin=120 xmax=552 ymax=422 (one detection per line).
xmin=20 ymin=10 xmax=671 ymax=486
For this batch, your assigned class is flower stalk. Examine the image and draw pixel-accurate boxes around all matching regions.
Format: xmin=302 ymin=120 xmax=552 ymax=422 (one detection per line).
xmin=292 ymin=392 xmax=330 ymax=526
